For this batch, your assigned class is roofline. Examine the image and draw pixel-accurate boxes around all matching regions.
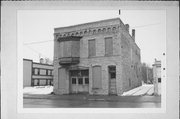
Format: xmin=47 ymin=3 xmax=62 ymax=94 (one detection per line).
xmin=33 ymin=62 xmax=53 ymax=66
xmin=23 ymin=58 xmax=33 ymax=62
xmin=54 ymin=17 xmax=121 ymax=30
xmin=23 ymin=58 xmax=53 ymax=66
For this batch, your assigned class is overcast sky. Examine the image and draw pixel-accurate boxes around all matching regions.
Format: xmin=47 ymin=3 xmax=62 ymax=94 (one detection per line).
xmin=18 ymin=10 xmax=166 ymax=66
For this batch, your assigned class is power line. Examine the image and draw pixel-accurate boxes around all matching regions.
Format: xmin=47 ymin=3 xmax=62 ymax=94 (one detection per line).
xmin=23 ymin=23 xmax=161 ymax=47
xmin=23 ymin=40 xmax=53 ymax=45
xmin=24 ymin=45 xmax=51 ymax=59
xmin=131 ymin=23 xmax=161 ymax=29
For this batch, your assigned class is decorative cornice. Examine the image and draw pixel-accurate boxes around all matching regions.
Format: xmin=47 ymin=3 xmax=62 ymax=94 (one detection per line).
xmin=54 ymin=24 xmax=121 ymax=40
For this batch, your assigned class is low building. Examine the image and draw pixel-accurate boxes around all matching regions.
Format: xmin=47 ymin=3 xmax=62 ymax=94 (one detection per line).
xmin=23 ymin=59 xmax=53 ymax=87
xmin=53 ymin=18 xmax=142 ymax=96
xmin=152 ymin=59 xmax=161 ymax=95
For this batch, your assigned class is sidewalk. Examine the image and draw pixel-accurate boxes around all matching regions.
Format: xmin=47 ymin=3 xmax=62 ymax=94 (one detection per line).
xmin=24 ymin=94 xmax=161 ymax=103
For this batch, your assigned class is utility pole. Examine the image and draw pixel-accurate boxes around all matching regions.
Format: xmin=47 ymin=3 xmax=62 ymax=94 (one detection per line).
xmin=146 ymin=67 xmax=148 ymax=83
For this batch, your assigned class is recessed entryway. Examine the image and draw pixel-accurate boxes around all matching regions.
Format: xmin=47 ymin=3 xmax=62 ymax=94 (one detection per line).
xmin=70 ymin=70 xmax=89 ymax=94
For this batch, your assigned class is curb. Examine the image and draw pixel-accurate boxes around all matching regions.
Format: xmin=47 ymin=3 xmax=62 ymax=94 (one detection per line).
xmin=23 ymin=95 xmax=161 ymax=103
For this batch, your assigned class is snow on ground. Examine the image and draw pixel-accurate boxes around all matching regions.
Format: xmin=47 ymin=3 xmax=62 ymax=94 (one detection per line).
xmin=23 ymin=86 xmax=53 ymax=95
xmin=23 ymin=84 xmax=158 ymax=96
xmin=122 ymin=84 xmax=154 ymax=96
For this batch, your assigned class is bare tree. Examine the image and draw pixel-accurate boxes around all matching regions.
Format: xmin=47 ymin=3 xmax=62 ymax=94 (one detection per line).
xmin=141 ymin=63 xmax=153 ymax=84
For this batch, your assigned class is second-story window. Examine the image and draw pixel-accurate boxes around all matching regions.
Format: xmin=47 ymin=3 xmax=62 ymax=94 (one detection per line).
xmin=34 ymin=68 xmax=39 ymax=75
xmin=32 ymin=68 xmax=35 ymax=75
xmin=37 ymin=68 xmax=40 ymax=75
xmin=46 ymin=69 xmax=48 ymax=75
xmin=50 ymin=70 xmax=53 ymax=76
xmin=105 ymin=37 xmax=113 ymax=56
xmin=88 ymin=39 xmax=96 ymax=57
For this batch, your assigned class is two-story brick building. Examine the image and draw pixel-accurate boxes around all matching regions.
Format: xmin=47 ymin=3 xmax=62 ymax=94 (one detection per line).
xmin=53 ymin=18 xmax=142 ymax=96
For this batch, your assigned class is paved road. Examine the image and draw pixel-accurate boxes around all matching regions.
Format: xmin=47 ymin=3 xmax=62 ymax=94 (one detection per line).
xmin=24 ymin=97 xmax=161 ymax=108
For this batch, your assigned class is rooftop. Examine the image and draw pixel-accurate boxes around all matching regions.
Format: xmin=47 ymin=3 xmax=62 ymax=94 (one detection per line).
xmin=54 ymin=17 xmax=123 ymax=30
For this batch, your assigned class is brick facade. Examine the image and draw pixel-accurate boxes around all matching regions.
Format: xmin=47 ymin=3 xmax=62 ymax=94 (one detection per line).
xmin=53 ymin=18 xmax=142 ymax=96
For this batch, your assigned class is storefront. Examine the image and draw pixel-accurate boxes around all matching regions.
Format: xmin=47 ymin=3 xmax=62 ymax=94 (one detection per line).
xmin=69 ymin=69 xmax=89 ymax=94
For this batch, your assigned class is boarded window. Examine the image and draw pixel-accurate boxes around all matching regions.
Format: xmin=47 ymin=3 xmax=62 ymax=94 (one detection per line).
xmin=63 ymin=41 xmax=72 ymax=57
xmin=105 ymin=37 xmax=113 ymax=56
xmin=88 ymin=39 xmax=96 ymax=57
xmin=92 ymin=66 xmax=102 ymax=88
xmin=71 ymin=41 xmax=80 ymax=57
xmin=58 ymin=68 xmax=66 ymax=89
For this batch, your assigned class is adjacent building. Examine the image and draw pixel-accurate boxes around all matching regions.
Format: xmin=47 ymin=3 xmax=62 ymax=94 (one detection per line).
xmin=23 ymin=59 xmax=53 ymax=87
xmin=152 ymin=59 xmax=161 ymax=95
xmin=53 ymin=18 xmax=142 ymax=95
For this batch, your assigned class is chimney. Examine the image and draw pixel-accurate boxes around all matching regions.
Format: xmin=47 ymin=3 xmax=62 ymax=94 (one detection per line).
xmin=125 ymin=24 xmax=129 ymax=33
xmin=40 ymin=58 xmax=44 ymax=64
xmin=132 ymin=29 xmax=135 ymax=41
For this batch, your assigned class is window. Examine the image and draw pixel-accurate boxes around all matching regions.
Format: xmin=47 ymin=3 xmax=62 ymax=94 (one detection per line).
xmin=110 ymin=72 xmax=116 ymax=79
xmin=37 ymin=69 xmax=40 ymax=75
xmin=109 ymin=66 xmax=116 ymax=72
xmin=32 ymin=68 xmax=35 ymax=75
xmin=105 ymin=37 xmax=113 ymax=56
xmin=85 ymin=78 xmax=89 ymax=84
xmin=109 ymin=66 xmax=116 ymax=79
xmin=46 ymin=69 xmax=48 ymax=75
xmin=81 ymin=70 xmax=89 ymax=76
xmin=72 ymin=78 xmax=76 ymax=84
xmin=34 ymin=68 xmax=39 ymax=75
xmin=158 ymin=78 xmax=161 ymax=83
xmin=88 ymin=39 xmax=96 ymax=57
xmin=46 ymin=80 xmax=48 ymax=85
xmin=78 ymin=78 xmax=83 ymax=84
xmin=50 ymin=70 xmax=52 ymax=76
xmin=40 ymin=69 xmax=46 ymax=75
xmin=129 ymin=78 xmax=131 ymax=87
xmin=63 ymin=41 xmax=72 ymax=57
xmin=70 ymin=70 xmax=79 ymax=76
xmin=92 ymin=66 xmax=102 ymax=88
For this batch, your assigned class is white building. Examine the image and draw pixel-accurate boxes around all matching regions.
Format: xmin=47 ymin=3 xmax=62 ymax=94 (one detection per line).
xmin=152 ymin=59 xmax=161 ymax=95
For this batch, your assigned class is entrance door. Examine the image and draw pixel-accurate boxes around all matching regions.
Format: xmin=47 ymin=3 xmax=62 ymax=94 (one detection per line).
xmin=109 ymin=66 xmax=117 ymax=95
xmin=70 ymin=70 xmax=89 ymax=94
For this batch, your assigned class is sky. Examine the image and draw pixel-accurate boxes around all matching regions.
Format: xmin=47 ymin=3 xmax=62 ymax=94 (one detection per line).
xmin=18 ymin=10 xmax=166 ymax=66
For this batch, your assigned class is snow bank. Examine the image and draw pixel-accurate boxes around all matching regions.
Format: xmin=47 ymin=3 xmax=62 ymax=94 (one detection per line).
xmin=122 ymin=84 xmax=154 ymax=96
xmin=23 ymin=86 xmax=53 ymax=95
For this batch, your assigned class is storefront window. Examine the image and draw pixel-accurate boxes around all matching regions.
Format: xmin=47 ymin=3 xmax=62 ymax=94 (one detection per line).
xmin=85 ymin=78 xmax=89 ymax=84
xmin=78 ymin=78 xmax=83 ymax=84
xmin=72 ymin=78 xmax=76 ymax=84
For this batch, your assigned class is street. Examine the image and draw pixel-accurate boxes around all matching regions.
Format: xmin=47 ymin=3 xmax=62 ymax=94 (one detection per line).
xmin=23 ymin=84 xmax=161 ymax=108
xmin=24 ymin=98 xmax=160 ymax=108
xmin=23 ymin=94 xmax=161 ymax=108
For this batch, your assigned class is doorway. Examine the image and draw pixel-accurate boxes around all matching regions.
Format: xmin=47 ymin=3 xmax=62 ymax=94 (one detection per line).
xmin=70 ymin=70 xmax=89 ymax=94
xmin=108 ymin=66 xmax=117 ymax=95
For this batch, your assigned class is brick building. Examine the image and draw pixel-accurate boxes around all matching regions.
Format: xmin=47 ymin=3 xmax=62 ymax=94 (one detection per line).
xmin=23 ymin=59 xmax=53 ymax=87
xmin=53 ymin=18 xmax=142 ymax=95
